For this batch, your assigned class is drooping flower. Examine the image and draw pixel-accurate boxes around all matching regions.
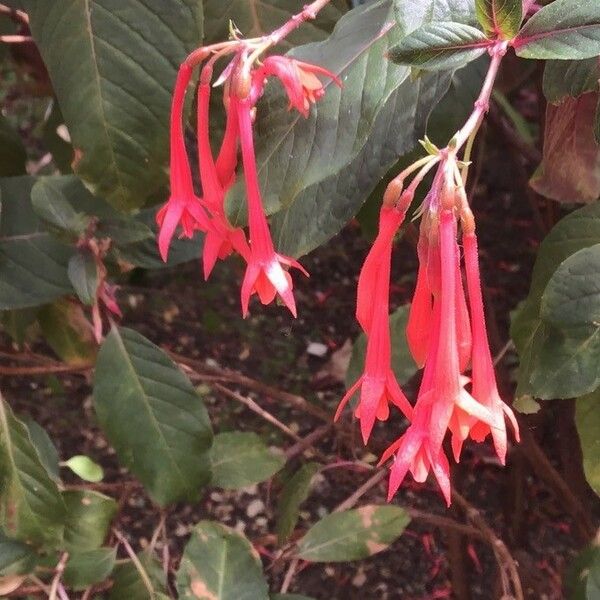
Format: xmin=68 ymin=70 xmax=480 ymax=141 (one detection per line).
xmin=237 ymin=95 xmax=308 ymax=317
xmin=463 ymin=227 xmax=520 ymax=464
xmin=336 ymin=202 xmax=413 ymax=443
xmin=196 ymin=65 xmax=249 ymax=279
xmin=257 ymin=56 xmax=341 ymax=117
xmin=157 ymin=63 xmax=212 ymax=262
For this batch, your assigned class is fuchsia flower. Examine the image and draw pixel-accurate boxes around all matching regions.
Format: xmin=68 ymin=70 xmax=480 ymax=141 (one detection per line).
xmin=257 ymin=56 xmax=341 ymax=117
xmin=237 ymin=95 xmax=308 ymax=317
xmin=463 ymin=229 xmax=520 ymax=463
xmin=197 ymin=65 xmax=249 ymax=279
xmin=157 ymin=64 xmax=212 ymax=262
xmin=336 ymin=206 xmax=413 ymax=443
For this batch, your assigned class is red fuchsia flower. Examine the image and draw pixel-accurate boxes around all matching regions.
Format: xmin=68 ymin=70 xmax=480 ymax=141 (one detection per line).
xmin=462 ymin=227 xmax=520 ymax=463
xmin=257 ymin=56 xmax=341 ymax=117
xmin=336 ymin=202 xmax=413 ymax=444
xmin=157 ymin=63 xmax=212 ymax=262
xmin=237 ymin=94 xmax=308 ymax=317
xmin=196 ymin=65 xmax=249 ymax=279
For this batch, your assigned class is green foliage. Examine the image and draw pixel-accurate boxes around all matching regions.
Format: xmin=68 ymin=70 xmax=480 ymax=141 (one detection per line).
xmin=63 ymin=547 xmax=116 ymax=590
xmin=0 ymin=394 xmax=66 ymax=546
xmin=567 ymin=545 xmax=600 ymax=599
xmin=0 ymin=532 xmax=37 ymax=576
xmin=0 ymin=116 xmax=27 ymax=177
xmin=94 ymin=327 xmax=213 ymax=505
xmin=63 ymin=455 xmax=104 ymax=483
xmin=576 ymin=390 xmax=600 ymax=496
xmin=475 ymin=0 xmax=522 ymax=39
xmin=210 ymin=432 xmax=285 ymax=489
xmin=109 ymin=551 xmax=167 ymax=600
xmin=388 ymin=22 xmax=490 ymax=71
xmin=512 ymin=202 xmax=600 ymax=399
xmin=296 ymin=505 xmax=410 ymax=562
xmin=543 ymin=58 xmax=600 ymax=103
xmin=24 ymin=0 xmax=203 ymax=210
xmin=62 ymin=490 xmax=117 ymax=552
xmin=514 ymin=0 xmax=600 ymax=60
xmin=276 ymin=462 xmax=320 ymax=544
xmin=68 ymin=250 xmax=99 ymax=306
xmin=176 ymin=521 xmax=269 ymax=600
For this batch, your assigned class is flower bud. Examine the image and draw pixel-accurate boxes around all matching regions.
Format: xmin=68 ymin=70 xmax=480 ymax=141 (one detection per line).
xmin=440 ymin=177 xmax=456 ymax=211
xmin=383 ymin=178 xmax=403 ymax=208
xmin=232 ymin=65 xmax=252 ymax=99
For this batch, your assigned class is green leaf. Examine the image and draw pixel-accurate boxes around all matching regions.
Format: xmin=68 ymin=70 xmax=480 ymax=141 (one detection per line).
xmin=176 ymin=521 xmax=269 ymax=600
xmin=22 ymin=418 xmax=60 ymax=483
xmin=228 ymin=0 xmax=465 ymax=257
xmin=203 ymin=0 xmax=344 ymax=49
xmin=511 ymin=202 xmax=600 ymax=397
xmin=31 ymin=178 xmax=90 ymax=235
xmin=0 ymin=176 xmax=72 ymax=309
xmin=210 ymin=432 xmax=285 ymax=490
xmin=0 ymin=532 xmax=37 ymax=576
xmin=109 ymin=551 xmax=167 ymax=600
xmin=475 ymin=0 xmax=522 ymax=39
xmin=68 ymin=250 xmax=99 ymax=306
xmin=25 ymin=0 xmax=203 ymax=210
xmin=529 ymin=244 xmax=600 ymax=399
xmin=543 ymin=58 xmax=600 ymax=103
xmin=94 ymin=327 xmax=213 ymax=506
xmin=296 ymin=505 xmax=410 ymax=562
xmin=276 ymin=462 xmax=320 ymax=544
xmin=38 ymin=300 xmax=97 ymax=366
xmin=567 ymin=545 xmax=600 ymax=599
xmin=576 ymin=390 xmax=600 ymax=496
xmin=0 ymin=116 xmax=27 ymax=177
xmin=97 ymin=216 xmax=154 ymax=245
xmin=388 ymin=22 xmax=490 ymax=71
xmin=64 ymin=455 xmax=104 ymax=483
xmin=63 ymin=547 xmax=116 ymax=590
xmin=346 ymin=305 xmax=419 ymax=390
xmin=514 ymin=0 xmax=600 ymax=60
xmin=62 ymin=490 xmax=117 ymax=552
xmin=0 ymin=394 xmax=66 ymax=546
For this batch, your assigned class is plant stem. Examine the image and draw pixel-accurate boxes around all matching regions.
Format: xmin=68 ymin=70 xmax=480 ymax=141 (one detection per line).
xmin=268 ymin=0 xmax=334 ymax=46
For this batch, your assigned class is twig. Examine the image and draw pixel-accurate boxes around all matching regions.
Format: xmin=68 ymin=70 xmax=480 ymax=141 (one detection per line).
xmin=334 ymin=469 xmax=387 ymax=513
xmin=280 ymin=557 xmax=300 ymax=594
xmin=407 ymin=509 xmax=485 ymax=541
xmin=213 ymin=383 xmax=302 ymax=442
xmin=284 ymin=425 xmax=331 ymax=461
xmin=0 ymin=363 xmax=92 ymax=376
xmin=113 ymin=529 xmax=154 ymax=597
xmin=48 ymin=553 xmax=69 ymax=600
xmin=452 ymin=491 xmax=523 ymax=600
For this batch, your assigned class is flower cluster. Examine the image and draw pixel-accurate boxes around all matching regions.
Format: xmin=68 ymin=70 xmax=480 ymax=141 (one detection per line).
xmin=336 ymin=157 xmax=519 ymax=505
xmin=156 ymin=42 xmax=339 ymax=317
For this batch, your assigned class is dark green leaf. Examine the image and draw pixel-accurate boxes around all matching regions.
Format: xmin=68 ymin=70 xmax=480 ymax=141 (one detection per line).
xmin=63 ymin=490 xmax=117 ymax=552
xmin=0 ymin=532 xmax=37 ymax=576
xmin=63 ymin=548 xmax=116 ymax=590
xmin=109 ymin=551 xmax=167 ymax=600
xmin=576 ymin=390 xmax=600 ymax=496
xmin=346 ymin=305 xmax=419 ymax=389
xmin=38 ymin=300 xmax=97 ymax=366
xmin=68 ymin=250 xmax=99 ymax=306
xmin=528 ymin=244 xmax=600 ymax=398
xmin=566 ymin=545 xmax=600 ymax=600
xmin=296 ymin=505 xmax=410 ymax=562
xmin=388 ymin=22 xmax=490 ymax=71
xmin=511 ymin=202 xmax=600 ymax=397
xmin=25 ymin=0 xmax=203 ymax=210
xmin=210 ymin=432 xmax=284 ymax=489
xmin=0 ymin=116 xmax=26 ymax=177
xmin=94 ymin=327 xmax=213 ymax=506
xmin=514 ymin=0 xmax=600 ymax=60
xmin=203 ymin=0 xmax=345 ymax=49
xmin=31 ymin=178 xmax=90 ymax=235
xmin=97 ymin=217 xmax=154 ymax=245
xmin=64 ymin=455 xmax=104 ymax=483
xmin=0 ymin=394 xmax=66 ymax=546
xmin=276 ymin=462 xmax=319 ymax=544
xmin=475 ymin=0 xmax=522 ymax=39
xmin=176 ymin=521 xmax=269 ymax=600
xmin=0 ymin=308 xmax=38 ymax=347
xmin=543 ymin=58 xmax=600 ymax=103
xmin=22 ymin=418 xmax=60 ymax=483
xmin=0 ymin=176 xmax=72 ymax=309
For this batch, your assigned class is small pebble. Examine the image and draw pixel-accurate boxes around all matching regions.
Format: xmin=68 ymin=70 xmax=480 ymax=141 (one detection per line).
xmin=246 ymin=499 xmax=265 ymax=518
